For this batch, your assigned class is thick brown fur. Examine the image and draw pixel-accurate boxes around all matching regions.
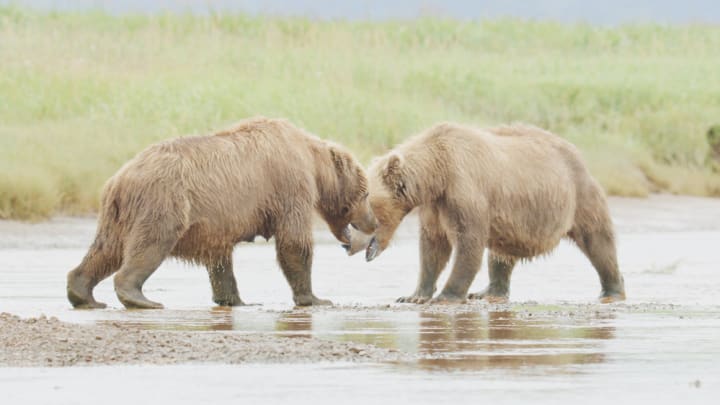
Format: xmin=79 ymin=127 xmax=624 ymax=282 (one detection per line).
xmin=67 ymin=117 xmax=376 ymax=309
xmin=359 ymin=122 xmax=625 ymax=304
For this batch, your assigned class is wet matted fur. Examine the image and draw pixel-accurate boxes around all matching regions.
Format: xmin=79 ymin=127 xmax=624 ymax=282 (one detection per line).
xmin=67 ymin=117 xmax=376 ymax=309
xmin=352 ymin=122 xmax=625 ymax=304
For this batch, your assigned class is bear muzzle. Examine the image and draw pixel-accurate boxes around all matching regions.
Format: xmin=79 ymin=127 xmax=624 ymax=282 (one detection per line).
xmin=342 ymin=227 xmax=376 ymax=258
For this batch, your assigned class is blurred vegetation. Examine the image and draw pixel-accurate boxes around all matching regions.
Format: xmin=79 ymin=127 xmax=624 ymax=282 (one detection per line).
xmin=1 ymin=6 xmax=719 ymax=219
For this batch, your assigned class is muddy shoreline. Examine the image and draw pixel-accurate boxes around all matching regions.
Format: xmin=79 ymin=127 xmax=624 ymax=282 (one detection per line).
xmin=0 ymin=312 xmax=411 ymax=367
xmin=3 ymin=300 xmax=716 ymax=367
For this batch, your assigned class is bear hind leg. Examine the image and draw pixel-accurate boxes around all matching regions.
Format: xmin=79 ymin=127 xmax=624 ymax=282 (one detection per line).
xmin=468 ymin=253 xmax=516 ymax=303
xmin=206 ymin=254 xmax=244 ymax=307
xmin=67 ymin=243 xmax=120 ymax=309
xmin=570 ymin=227 xmax=626 ymax=303
xmin=113 ymin=229 xmax=180 ymax=309
xmin=113 ymin=250 xmax=168 ymax=309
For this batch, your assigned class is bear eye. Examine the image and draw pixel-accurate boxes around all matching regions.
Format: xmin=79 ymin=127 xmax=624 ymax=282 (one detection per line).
xmin=397 ymin=181 xmax=407 ymax=197
xmin=341 ymin=206 xmax=350 ymax=216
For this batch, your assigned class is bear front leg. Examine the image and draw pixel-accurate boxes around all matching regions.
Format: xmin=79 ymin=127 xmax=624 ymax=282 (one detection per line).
xmin=398 ymin=210 xmax=452 ymax=304
xmin=468 ymin=253 xmax=516 ymax=303
xmin=431 ymin=237 xmax=485 ymax=305
xmin=276 ymin=231 xmax=331 ymax=307
xmin=206 ymin=255 xmax=245 ymax=307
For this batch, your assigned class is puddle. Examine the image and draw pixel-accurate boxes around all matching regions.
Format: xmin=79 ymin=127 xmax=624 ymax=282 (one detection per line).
xmin=1 ymin=195 xmax=720 ymax=402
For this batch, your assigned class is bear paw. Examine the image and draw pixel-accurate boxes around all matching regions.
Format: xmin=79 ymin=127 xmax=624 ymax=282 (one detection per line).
xmin=67 ymin=274 xmax=107 ymax=309
xmin=396 ymin=295 xmax=432 ymax=304
xmin=294 ymin=294 xmax=333 ymax=307
xmin=467 ymin=289 xmax=487 ymax=301
xmin=213 ymin=295 xmax=246 ymax=307
xmin=599 ymin=291 xmax=626 ymax=303
xmin=468 ymin=289 xmax=509 ymax=303
xmin=116 ymin=288 xmax=164 ymax=310
xmin=72 ymin=301 xmax=108 ymax=310
xmin=429 ymin=294 xmax=467 ymax=305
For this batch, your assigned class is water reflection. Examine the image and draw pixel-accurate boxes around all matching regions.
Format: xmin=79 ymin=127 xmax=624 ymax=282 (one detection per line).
xmin=275 ymin=312 xmax=313 ymax=336
xmin=97 ymin=307 xmax=237 ymax=331
xmin=270 ymin=309 xmax=616 ymax=371
xmin=96 ymin=308 xmax=615 ymax=371
xmin=413 ymin=311 xmax=614 ymax=371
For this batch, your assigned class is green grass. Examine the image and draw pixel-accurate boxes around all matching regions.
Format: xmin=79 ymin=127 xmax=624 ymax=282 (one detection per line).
xmin=2 ymin=7 xmax=720 ymax=219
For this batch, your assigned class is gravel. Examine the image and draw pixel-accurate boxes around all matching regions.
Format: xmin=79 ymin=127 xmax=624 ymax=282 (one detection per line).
xmin=0 ymin=312 xmax=411 ymax=367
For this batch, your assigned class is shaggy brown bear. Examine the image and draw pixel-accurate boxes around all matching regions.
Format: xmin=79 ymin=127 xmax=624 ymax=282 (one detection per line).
xmin=349 ymin=123 xmax=625 ymax=304
xmin=67 ymin=117 xmax=377 ymax=309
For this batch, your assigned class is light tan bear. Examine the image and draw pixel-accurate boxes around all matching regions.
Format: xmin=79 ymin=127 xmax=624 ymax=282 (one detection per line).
xmin=67 ymin=117 xmax=377 ymax=309
xmin=349 ymin=122 xmax=625 ymax=304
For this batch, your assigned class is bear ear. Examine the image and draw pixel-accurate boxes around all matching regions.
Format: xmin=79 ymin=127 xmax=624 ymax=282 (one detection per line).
xmin=329 ymin=147 xmax=350 ymax=173
xmin=382 ymin=154 xmax=407 ymax=198
xmin=386 ymin=154 xmax=402 ymax=173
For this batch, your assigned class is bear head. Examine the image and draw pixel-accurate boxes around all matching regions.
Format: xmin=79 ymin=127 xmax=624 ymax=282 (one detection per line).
xmin=318 ymin=144 xmax=378 ymax=245
xmin=346 ymin=152 xmax=416 ymax=261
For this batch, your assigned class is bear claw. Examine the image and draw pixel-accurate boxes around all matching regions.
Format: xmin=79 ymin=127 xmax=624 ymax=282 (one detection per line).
xmin=396 ymin=295 xmax=431 ymax=304
xmin=73 ymin=301 xmax=108 ymax=310
xmin=467 ymin=289 xmax=486 ymax=300
xmin=213 ymin=295 xmax=245 ymax=307
xmin=468 ymin=290 xmax=509 ymax=303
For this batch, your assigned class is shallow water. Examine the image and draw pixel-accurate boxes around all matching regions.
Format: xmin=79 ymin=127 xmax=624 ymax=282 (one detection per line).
xmin=1 ymin=195 xmax=720 ymax=403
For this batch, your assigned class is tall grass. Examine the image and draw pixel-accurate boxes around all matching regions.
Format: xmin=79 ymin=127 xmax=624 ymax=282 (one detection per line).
xmin=1 ymin=7 xmax=719 ymax=219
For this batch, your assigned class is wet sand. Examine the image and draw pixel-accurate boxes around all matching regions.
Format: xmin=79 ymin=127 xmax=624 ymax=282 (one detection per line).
xmin=1 ymin=195 xmax=720 ymax=404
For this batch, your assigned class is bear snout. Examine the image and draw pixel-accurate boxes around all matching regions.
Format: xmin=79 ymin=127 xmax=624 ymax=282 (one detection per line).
xmin=351 ymin=214 xmax=378 ymax=235
xmin=344 ymin=227 xmax=374 ymax=256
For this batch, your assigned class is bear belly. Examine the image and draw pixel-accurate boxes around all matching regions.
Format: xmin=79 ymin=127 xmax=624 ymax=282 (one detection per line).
xmin=487 ymin=218 xmax=567 ymax=259
xmin=487 ymin=235 xmax=562 ymax=259
xmin=170 ymin=220 xmax=273 ymax=263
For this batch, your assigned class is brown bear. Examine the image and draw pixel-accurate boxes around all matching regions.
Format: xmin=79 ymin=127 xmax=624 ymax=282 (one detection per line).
xmin=348 ymin=122 xmax=625 ymax=304
xmin=67 ymin=117 xmax=377 ymax=309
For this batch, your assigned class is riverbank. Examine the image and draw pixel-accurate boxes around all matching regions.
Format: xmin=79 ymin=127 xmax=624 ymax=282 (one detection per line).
xmin=1 ymin=7 xmax=720 ymax=219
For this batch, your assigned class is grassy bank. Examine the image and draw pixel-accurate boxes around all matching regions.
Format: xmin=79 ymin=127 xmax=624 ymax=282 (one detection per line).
xmin=1 ymin=7 xmax=719 ymax=219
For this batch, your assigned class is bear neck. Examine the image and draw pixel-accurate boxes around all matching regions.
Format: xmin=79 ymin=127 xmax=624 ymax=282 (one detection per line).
xmin=400 ymin=152 xmax=447 ymax=206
